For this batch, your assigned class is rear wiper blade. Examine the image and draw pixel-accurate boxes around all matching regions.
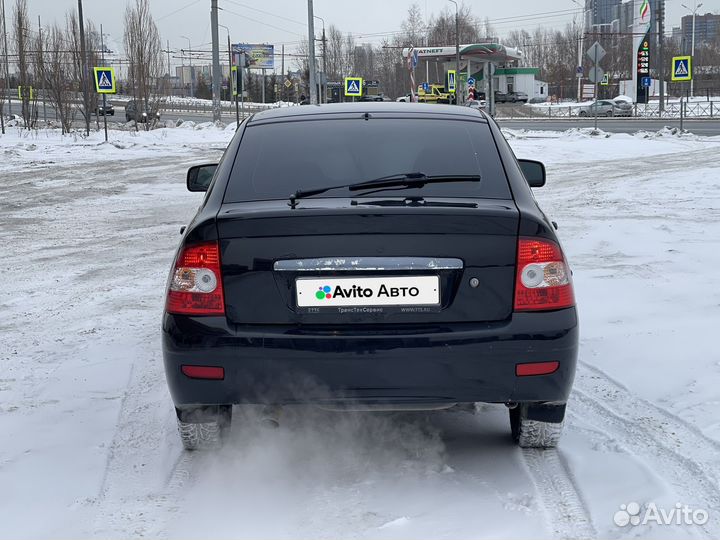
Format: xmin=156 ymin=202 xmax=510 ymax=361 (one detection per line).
xmin=349 ymin=174 xmax=481 ymax=195
xmin=289 ymin=172 xmax=480 ymax=208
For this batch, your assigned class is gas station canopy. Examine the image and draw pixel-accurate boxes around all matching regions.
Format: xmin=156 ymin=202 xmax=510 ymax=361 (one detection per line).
xmin=401 ymin=43 xmax=523 ymax=64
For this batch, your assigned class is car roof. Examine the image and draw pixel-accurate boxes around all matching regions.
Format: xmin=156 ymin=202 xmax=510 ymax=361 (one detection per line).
xmin=248 ymin=102 xmax=488 ymax=123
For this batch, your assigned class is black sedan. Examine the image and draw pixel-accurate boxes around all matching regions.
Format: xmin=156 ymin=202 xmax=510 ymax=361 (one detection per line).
xmin=96 ymin=103 xmax=114 ymax=116
xmin=163 ymin=103 xmax=578 ymax=450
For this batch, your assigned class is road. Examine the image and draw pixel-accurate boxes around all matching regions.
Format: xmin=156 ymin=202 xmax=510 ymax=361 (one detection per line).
xmin=11 ymin=101 xmax=720 ymax=135
xmin=497 ymin=117 xmax=720 ymax=136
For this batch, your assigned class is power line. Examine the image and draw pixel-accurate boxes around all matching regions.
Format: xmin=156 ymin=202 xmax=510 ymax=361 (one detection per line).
xmin=221 ymin=0 xmax=306 ymax=27
xmin=219 ymin=6 xmax=304 ymax=37
xmin=157 ymin=0 xmax=203 ymax=22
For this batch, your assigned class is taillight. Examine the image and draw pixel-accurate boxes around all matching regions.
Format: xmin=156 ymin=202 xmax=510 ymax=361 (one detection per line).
xmin=514 ymin=238 xmax=575 ymax=311
xmin=166 ymin=241 xmax=225 ymax=315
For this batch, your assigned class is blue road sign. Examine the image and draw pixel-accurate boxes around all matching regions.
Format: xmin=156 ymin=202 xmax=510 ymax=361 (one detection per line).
xmin=467 ymin=77 xmax=475 ymax=86
xmin=671 ymin=56 xmax=692 ymax=82
xmin=422 ymin=82 xmax=429 ymax=92
xmin=641 ymin=76 xmax=652 ymax=88
xmin=344 ymin=77 xmax=363 ymax=97
xmin=93 ymin=67 xmax=116 ymax=94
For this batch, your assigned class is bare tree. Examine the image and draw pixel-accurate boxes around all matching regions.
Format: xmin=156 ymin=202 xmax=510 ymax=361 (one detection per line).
xmin=123 ymin=0 xmax=164 ymax=128
xmin=37 ymin=19 xmax=75 ymax=133
xmin=402 ymin=3 xmax=426 ymax=46
xmin=13 ymin=0 xmax=36 ymax=128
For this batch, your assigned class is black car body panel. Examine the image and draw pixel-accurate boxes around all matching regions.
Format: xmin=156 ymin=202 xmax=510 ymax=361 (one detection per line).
xmin=163 ymin=103 xmax=578 ymax=410
xmin=163 ymin=309 xmax=578 ymax=406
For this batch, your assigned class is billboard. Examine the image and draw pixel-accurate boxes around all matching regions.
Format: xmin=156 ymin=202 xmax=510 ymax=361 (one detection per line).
xmin=233 ymin=43 xmax=274 ymax=70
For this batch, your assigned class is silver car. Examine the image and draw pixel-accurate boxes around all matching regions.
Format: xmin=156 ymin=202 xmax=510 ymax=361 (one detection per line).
xmin=578 ymin=99 xmax=633 ymax=117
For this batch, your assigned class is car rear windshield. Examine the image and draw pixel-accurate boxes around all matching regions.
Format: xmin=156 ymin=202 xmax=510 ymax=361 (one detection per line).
xmin=223 ymin=117 xmax=511 ymax=202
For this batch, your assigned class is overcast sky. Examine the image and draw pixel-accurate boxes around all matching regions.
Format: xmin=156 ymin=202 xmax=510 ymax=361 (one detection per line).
xmin=22 ymin=0 xmax=718 ymax=70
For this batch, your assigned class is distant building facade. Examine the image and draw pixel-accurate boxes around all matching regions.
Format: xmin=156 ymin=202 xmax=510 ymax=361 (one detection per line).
xmin=678 ymin=13 xmax=720 ymax=51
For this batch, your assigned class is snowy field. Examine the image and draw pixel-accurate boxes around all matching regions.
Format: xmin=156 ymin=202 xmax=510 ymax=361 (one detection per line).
xmin=1 ymin=124 xmax=719 ymax=539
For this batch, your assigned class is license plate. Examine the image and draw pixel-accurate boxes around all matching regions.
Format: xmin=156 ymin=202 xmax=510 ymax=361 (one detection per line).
xmin=296 ymin=276 xmax=440 ymax=308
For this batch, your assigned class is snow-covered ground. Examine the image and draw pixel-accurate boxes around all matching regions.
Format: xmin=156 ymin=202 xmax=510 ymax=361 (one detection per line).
xmin=1 ymin=125 xmax=719 ymax=539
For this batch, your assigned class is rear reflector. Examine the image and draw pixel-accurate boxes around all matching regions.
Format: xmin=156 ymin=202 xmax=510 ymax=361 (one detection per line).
xmin=181 ymin=365 xmax=225 ymax=380
xmin=516 ymin=361 xmax=559 ymax=377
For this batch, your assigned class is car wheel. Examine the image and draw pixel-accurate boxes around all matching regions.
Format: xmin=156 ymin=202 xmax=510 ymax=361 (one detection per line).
xmin=509 ymin=403 xmax=565 ymax=448
xmin=606 ymin=110 xmax=613 ymax=117
xmin=176 ymin=405 xmax=231 ymax=451
xmin=579 ymin=110 xmax=587 ymax=117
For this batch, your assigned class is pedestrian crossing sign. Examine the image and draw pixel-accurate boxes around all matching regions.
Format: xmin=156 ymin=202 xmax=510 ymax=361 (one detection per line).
xmin=447 ymin=70 xmax=456 ymax=93
xmin=93 ymin=67 xmax=117 ymax=94
xmin=344 ymin=77 xmax=363 ymax=97
xmin=671 ymin=56 xmax=691 ymax=82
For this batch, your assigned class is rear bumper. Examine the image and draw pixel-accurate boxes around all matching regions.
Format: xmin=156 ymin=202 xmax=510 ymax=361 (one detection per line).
xmin=162 ymin=308 xmax=578 ymax=407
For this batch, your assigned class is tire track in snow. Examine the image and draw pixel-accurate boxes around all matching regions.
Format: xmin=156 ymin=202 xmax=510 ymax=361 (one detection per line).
xmin=572 ymin=363 xmax=720 ymax=538
xmin=521 ymin=448 xmax=596 ymax=539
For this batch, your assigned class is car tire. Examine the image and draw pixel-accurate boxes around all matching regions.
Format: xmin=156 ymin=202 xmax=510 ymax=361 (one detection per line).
xmin=579 ymin=110 xmax=587 ymax=117
xmin=606 ymin=110 xmax=613 ymax=117
xmin=176 ymin=405 xmax=231 ymax=451
xmin=510 ymin=403 xmax=565 ymax=448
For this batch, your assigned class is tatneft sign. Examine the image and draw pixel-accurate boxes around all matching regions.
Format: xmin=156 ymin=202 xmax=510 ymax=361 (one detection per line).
xmin=401 ymin=46 xmax=460 ymax=58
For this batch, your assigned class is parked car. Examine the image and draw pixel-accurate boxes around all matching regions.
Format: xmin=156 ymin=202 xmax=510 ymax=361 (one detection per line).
xmin=359 ymin=94 xmax=392 ymax=102
xmin=124 ymin=99 xmax=161 ymax=122
xmin=164 ymin=102 xmax=578 ymax=451
xmin=465 ymin=99 xmax=487 ymax=111
xmin=578 ymin=99 xmax=633 ymax=117
xmin=396 ymin=93 xmax=413 ymax=102
xmin=96 ymin=103 xmax=115 ymax=116
xmin=495 ymin=91 xmax=529 ymax=103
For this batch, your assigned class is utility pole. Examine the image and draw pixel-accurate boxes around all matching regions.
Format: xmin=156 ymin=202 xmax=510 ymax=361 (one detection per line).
xmin=571 ymin=0 xmax=586 ymax=102
xmin=181 ymin=36 xmax=193 ymax=97
xmin=448 ymin=0 xmax=459 ymax=104
xmin=166 ymin=39 xmax=171 ymax=78
xmin=307 ymin=0 xmax=318 ymax=105
xmin=100 ymin=24 xmax=108 ymax=142
xmin=281 ymin=44 xmax=285 ymax=102
xmin=38 ymin=16 xmax=47 ymax=124
xmin=2 ymin=0 xmax=11 ymax=123
xmin=77 ymin=0 xmax=90 ymax=136
xmin=210 ymin=0 xmax=221 ymax=121
xmin=658 ymin=0 xmax=665 ymax=112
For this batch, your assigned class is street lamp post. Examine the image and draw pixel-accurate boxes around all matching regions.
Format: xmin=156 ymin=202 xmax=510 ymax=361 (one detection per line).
xmin=314 ymin=15 xmax=326 ymax=104
xmin=218 ymin=24 xmax=232 ymax=97
xmin=307 ymin=0 xmax=318 ymax=105
xmin=570 ymin=0 xmax=588 ymax=103
xmin=181 ymin=35 xmax=193 ymax=97
xmin=448 ymin=0 xmax=460 ymax=104
xmin=681 ymin=0 xmax=702 ymax=98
